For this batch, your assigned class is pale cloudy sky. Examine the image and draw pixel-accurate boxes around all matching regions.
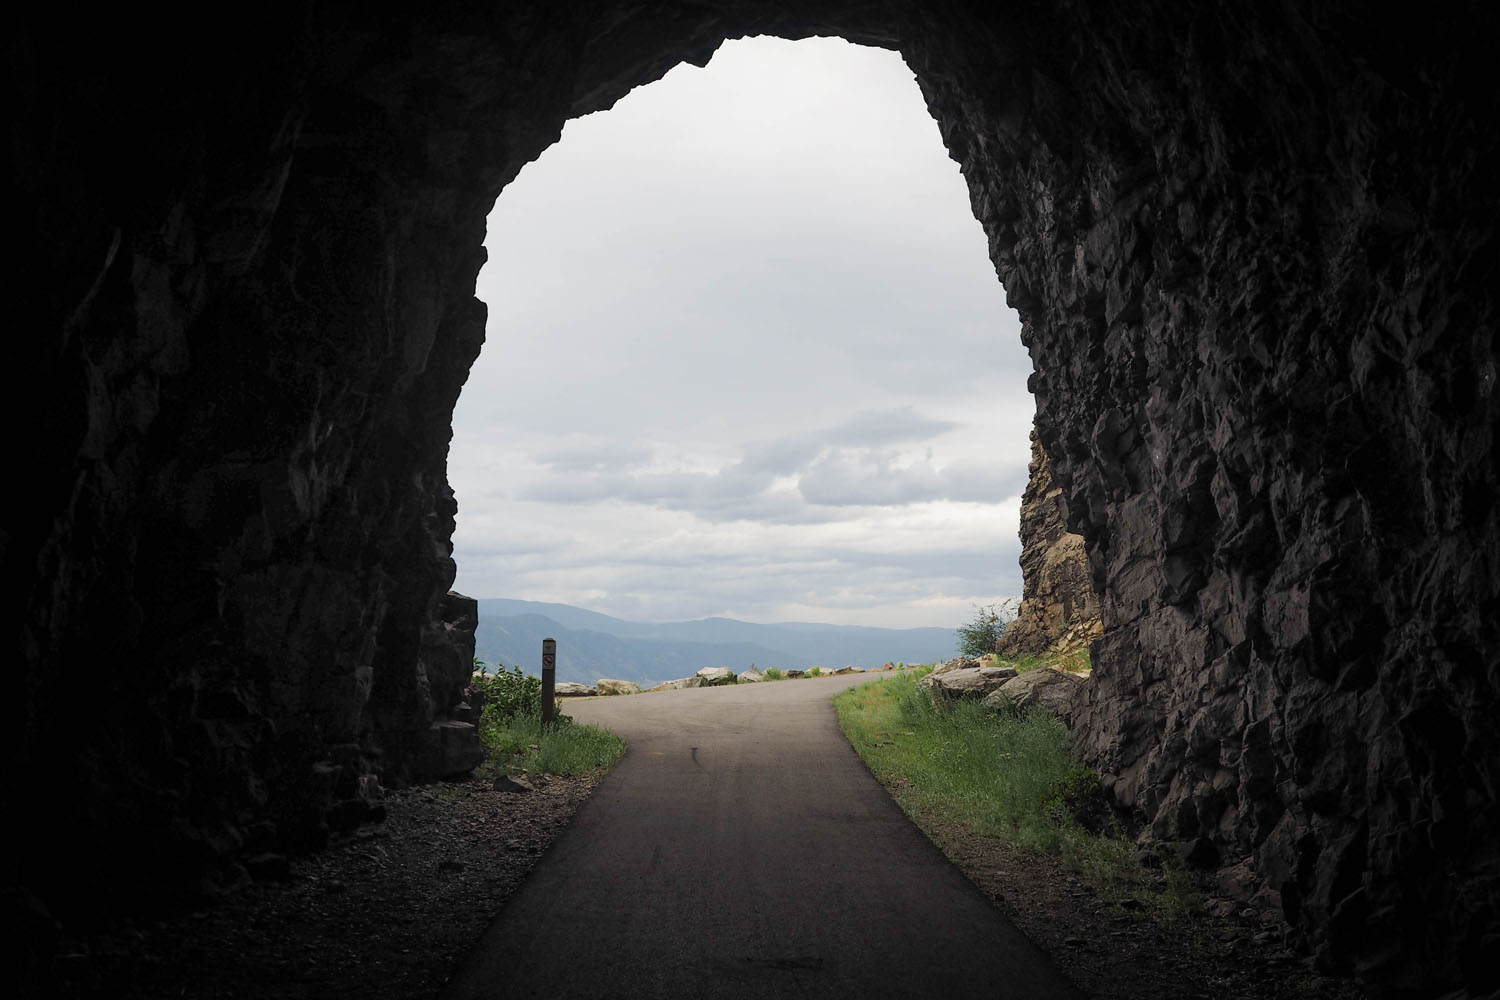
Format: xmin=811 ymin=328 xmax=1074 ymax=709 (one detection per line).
xmin=450 ymin=36 xmax=1034 ymax=629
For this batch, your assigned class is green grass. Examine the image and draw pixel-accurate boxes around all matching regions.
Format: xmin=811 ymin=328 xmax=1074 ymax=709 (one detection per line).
xmin=764 ymin=667 xmax=786 ymax=680
xmin=471 ymin=664 xmax=626 ymax=778
xmin=478 ymin=713 xmax=626 ymax=778
xmin=835 ymin=671 xmax=1195 ymax=914
xmin=980 ymin=647 xmax=1093 ymax=674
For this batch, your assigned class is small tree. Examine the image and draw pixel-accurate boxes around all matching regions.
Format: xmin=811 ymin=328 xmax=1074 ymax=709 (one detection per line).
xmin=956 ymin=604 xmax=1006 ymax=658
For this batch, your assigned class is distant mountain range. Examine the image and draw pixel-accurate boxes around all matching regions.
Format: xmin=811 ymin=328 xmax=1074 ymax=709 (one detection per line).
xmin=472 ymin=598 xmax=990 ymax=690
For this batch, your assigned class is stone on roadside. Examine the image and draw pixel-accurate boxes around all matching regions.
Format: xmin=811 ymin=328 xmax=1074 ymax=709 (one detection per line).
xmin=649 ymin=676 xmax=703 ymax=691
xmin=739 ymin=668 xmax=765 ymax=683
xmin=493 ymin=774 xmax=534 ymax=793
xmin=696 ymin=666 xmax=736 ymax=686
xmin=881 ymin=661 xmax=897 ymax=671
xmin=830 ymin=666 xmax=863 ymax=675
xmin=785 ymin=669 xmax=806 ymax=678
xmin=984 ymin=667 xmax=1086 ymax=721
xmin=930 ymin=656 xmax=983 ymax=677
xmin=554 ymin=682 xmax=597 ymax=697
xmin=596 ymin=678 xmax=641 ymax=696
xmin=920 ymin=666 xmax=1018 ymax=700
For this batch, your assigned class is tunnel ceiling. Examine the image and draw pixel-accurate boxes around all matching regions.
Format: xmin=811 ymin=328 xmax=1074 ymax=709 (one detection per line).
xmin=11 ymin=1 xmax=1499 ymax=995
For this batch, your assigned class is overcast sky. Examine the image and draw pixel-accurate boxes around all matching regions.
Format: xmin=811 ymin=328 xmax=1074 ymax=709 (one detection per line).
xmin=450 ymin=36 xmax=1034 ymax=629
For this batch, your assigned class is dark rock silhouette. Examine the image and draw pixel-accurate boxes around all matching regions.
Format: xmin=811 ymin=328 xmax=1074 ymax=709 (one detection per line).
xmin=9 ymin=2 xmax=1497 ymax=995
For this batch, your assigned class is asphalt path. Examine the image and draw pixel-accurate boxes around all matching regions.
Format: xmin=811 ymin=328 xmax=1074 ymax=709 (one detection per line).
xmin=443 ymin=674 xmax=1085 ymax=999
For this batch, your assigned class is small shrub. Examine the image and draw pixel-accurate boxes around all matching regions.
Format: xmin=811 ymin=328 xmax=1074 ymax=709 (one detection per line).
xmin=808 ymin=666 xmax=823 ymax=677
xmin=469 ymin=663 xmax=623 ymax=778
xmin=765 ymin=667 xmax=786 ymax=681
xmin=956 ymin=603 xmax=1007 ymax=657
xmin=470 ymin=662 xmax=541 ymax=727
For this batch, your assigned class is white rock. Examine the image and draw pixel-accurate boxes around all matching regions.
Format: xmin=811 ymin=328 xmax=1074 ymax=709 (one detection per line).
xmin=920 ymin=666 xmax=1018 ymax=700
xmin=649 ymin=677 xmax=703 ymax=691
xmin=739 ymin=668 xmax=766 ymax=683
xmin=984 ymin=668 xmax=1086 ymax=721
xmin=596 ymin=678 xmax=641 ymax=696
xmin=696 ymin=666 xmax=736 ymax=686
xmin=930 ymin=656 xmax=984 ymax=677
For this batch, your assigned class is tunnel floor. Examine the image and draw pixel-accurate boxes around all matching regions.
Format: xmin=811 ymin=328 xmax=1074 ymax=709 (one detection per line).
xmin=47 ymin=681 xmax=1363 ymax=999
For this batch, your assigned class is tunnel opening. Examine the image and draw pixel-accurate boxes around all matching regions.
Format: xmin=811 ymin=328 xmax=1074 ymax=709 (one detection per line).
xmin=452 ymin=35 xmax=1035 ymax=645
xmin=11 ymin=3 xmax=1498 ymax=995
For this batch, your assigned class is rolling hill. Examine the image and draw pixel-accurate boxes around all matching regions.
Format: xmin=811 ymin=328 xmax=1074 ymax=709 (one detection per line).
xmin=472 ymin=598 xmax=985 ymax=690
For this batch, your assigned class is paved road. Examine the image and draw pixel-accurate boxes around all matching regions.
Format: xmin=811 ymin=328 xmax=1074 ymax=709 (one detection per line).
xmin=443 ymin=674 xmax=1084 ymax=999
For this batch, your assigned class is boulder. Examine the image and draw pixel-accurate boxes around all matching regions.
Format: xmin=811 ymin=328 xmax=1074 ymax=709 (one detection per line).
xmin=830 ymin=666 xmax=863 ymax=675
xmin=554 ymin=682 xmax=597 ymax=698
xmin=984 ymin=668 xmax=1086 ymax=721
xmin=880 ymin=661 xmax=897 ymax=671
xmin=596 ymin=678 xmax=641 ymax=696
xmin=785 ymin=669 xmax=806 ymax=678
xmin=649 ymin=677 xmax=703 ymax=691
xmin=696 ymin=667 xmax=736 ymax=686
xmin=739 ymin=668 xmax=765 ymax=683
xmin=920 ymin=666 xmax=1018 ymax=700
xmin=930 ymin=656 xmax=983 ymax=676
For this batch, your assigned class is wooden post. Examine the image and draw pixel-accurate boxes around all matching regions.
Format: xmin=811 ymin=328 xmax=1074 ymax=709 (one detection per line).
xmin=541 ymin=637 xmax=557 ymax=725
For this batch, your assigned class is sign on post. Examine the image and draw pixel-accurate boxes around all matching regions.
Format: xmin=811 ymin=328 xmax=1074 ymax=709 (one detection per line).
xmin=541 ymin=637 xmax=557 ymax=724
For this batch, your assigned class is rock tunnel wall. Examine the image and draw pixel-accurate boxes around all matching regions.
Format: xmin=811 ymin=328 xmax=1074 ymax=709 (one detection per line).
xmin=996 ymin=425 xmax=1101 ymax=658
xmin=9 ymin=1 xmax=1497 ymax=994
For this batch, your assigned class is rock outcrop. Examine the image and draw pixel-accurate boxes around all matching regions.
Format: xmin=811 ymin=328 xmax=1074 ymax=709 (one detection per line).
xmin=985 ymin=669 xmax=1086 ymax=723
xmin=595 ymin=678 xmax=641 ymax=697
xmin=997 ymin=428 xmax=1101 ymax=658
xmin=11 ymin=3 xmax=1497 ymax=993
xmin=696 ymin=667 xmax=737 ymax=686
xmin=921 ymin=666 xmax=1019 ymax=700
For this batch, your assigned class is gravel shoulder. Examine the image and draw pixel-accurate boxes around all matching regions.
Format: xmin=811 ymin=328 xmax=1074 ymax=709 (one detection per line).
xmin=911 ymin=805 xmax=1368 ymax=1000
xmin=56 ymin=772 xmax=598 ymax=999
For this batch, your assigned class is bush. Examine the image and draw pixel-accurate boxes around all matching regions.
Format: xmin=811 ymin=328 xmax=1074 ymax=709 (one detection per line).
xmin=956 ymin=603 xmax=1007 ymax=657
xmin=471 ymin=661 xmax=541 ymax=723
xmin=469 ymin=660 xmax=624 ymax=778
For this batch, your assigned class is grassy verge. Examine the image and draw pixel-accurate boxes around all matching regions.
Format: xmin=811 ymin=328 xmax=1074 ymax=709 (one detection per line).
xmin=479 ymin=713 xmax=626 ymax=779
xmin=471 ymin=663 xmax=626 ymax=778
xmin=834 ymin=669 xmax=1195 ymax=914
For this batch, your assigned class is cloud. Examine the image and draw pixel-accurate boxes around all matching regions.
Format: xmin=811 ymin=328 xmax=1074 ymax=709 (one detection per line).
xmin=537 ymin=440 xmax=655 ymax=473
xmin=515 ymin=406 xmax=1015 ymax=520
xmin=825 ymin=407 xmax=958 ymax=447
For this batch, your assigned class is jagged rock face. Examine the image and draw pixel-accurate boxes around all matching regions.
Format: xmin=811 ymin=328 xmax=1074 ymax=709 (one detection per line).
xmin=11 ymin=1 xmax=1497 ymax=993
xmin=997 ymin=427 xmax=1102 ymax=657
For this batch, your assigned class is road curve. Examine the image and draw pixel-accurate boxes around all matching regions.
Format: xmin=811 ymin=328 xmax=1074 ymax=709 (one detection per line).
xmin=442 ymin=674 xmax=1084 ymax=999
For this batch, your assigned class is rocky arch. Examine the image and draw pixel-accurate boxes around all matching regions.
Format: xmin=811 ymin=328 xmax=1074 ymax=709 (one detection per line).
xmin=11 ymin=2 xmax=1498 ymax=994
